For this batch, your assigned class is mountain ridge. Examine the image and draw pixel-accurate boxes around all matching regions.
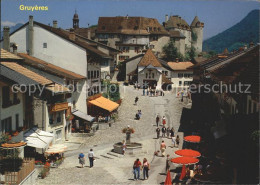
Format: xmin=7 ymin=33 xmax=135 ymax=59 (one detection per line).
xmin=203 ymin=9 xmax=259 ymax=53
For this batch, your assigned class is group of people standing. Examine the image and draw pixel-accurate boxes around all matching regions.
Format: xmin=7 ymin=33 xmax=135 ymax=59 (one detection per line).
xmin=78 ymin=149 xmax=95 ymax=168
xmin=142 ymin=87 xmax=165 ymax=97
xmin=133 ymin=158 xmax=150 ymax=181
xmin=155 ymin=114 xmax=180 ymax=157
xmin=156 ymin=126 xmax=175 ymax=139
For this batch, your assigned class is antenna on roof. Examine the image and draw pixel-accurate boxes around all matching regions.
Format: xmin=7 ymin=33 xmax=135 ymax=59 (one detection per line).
xmin=75 ymin=9 xmax=77 ymax=14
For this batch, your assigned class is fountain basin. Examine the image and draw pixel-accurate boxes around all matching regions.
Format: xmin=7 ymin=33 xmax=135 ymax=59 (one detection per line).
xmin=113 ymin=142 xmax=142 ymax=155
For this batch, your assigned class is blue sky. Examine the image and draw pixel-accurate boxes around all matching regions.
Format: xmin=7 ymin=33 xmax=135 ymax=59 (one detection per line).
xmin=1 ymin=0 xmax=259 ymax=39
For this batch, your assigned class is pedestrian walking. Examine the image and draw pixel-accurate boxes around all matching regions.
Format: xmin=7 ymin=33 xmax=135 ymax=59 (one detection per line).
xmin=162 ymin=126 xmax=166 ymax=138
xmin=166 ymin=127 xmax=171 ymax=138
xmin=88 ymin=149 xmax=94 ymax=168
xmin=162 ymin=116 xmax=166 ymax=126
xmin=138 ymin=110 xmax=142 ymax=118
xmin=133 ymin=158 xmax=142 ymax=180
xmin=160 ymin=140 xmax=166 ymax=157
xmin=156 ymin=127 xmax=160 ymax=139
xmin=78 ymin=152 xmax=85 ymax=168
xmin=143 ymin=88 xmax=145 ymax=96
xmin=170 ymin=127 xmax=175 ymax=137
xmin=122 ymin=140 xmax=126 ymax=155
xmin=142 ymin=158 xmax=150 ymax=180
xmin=171 ymin=135 xmax=176 ymax=147
xmin=156 ymin=114 xmax=160 ymax=127
xmin=166 ymin=154 xmax=171 ymax=172
xmin=134 ymin=96 xmax=139 ymax=105
xmin=176 ymin=135 xmax=180 ymax=147
xmin=146 ymin=88 xmax=149 ymax=96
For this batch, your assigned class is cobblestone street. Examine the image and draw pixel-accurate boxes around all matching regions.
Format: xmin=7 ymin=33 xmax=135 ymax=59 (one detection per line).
xmin=35 ymin=85 xmax=188 ymax=185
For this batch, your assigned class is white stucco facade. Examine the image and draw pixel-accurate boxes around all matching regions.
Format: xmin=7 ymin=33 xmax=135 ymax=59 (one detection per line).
xmin=9 ymin=23 xmax=88 ymax=115
xmin=138 ymin=65 xmax=163 ymax=89
xmin=171 ymin=70 xmax=193 ymax=88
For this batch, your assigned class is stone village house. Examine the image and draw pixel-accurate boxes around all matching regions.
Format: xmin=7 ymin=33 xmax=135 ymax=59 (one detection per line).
xmin=93 ymin=14 xmax=203 ymax=62
xmin=122 ymin=49 xmax=194 ymax=90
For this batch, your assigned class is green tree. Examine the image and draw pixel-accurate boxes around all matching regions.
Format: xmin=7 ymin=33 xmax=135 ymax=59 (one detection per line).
xmin=162 ymin=40 xmax=183 ymax=61
xmin=185 ymin=46 xmax=197 ymax=60
xmin=109 ymin=83 xmax=120 ymax=102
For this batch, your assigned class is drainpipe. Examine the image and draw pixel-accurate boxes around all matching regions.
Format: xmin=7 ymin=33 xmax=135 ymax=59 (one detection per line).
xmin=42 ymin=100 xmax=45 ymax=131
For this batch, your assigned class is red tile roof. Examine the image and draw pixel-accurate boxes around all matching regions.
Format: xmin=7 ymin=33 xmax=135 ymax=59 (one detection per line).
xmin=97 ymin=17 xmax=168 ymax=35
xmin=1 ymin=62 xmax=53 ymax=85
xmin=0 ymin=49 xmax=22 ymax=60
xmin=167 ymin=62 xmax=193 ymax=70
xmin=138 ymin=49 xmax=162 ymax=67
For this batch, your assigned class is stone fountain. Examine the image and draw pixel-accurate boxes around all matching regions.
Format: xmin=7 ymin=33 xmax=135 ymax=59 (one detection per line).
xmin=113 ymin=126 xmax=142 ymax=155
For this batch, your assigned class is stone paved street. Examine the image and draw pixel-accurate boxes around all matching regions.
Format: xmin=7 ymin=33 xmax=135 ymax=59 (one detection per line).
xmin=35 ymin=85 xmax=188 ymax=185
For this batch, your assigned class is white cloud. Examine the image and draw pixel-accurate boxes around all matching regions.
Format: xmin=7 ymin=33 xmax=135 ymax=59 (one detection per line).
xmin=1 ymin=21 xmax=16 ymax=27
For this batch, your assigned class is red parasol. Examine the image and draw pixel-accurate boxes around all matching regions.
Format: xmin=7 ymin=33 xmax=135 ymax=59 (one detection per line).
xmin=171 ymin=157 xmax=199 ymax=165
xmin=179 ymin=164 xmax=186 ymax=180
xmin=175 ymin=149 xmax=201 ymax=158
xmin=184 ymin=135 xmax=201 ymax=143
xmin=164 ymin=170 xmax=172 ymax=185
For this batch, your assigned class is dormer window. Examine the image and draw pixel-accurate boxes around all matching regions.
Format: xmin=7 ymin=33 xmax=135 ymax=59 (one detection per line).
xmin=134 ymin=26 xmax=138 ymax=30
xmin=118 ymin=26 xmax=122 ymax=30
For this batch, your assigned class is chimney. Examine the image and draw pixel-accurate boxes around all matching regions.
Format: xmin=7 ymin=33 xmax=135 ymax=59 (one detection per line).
xmin=3 ymin=27 xmax=10 ymax=51
xmin=11 ymin=43 xmax=18 ymax=55
xmin=69 ymin=28 xmax=75 ymax=41
xmin=28 ymin=15 xmax=34 ymax=55
xmin=53 ymin=20 xmax=58 ymax=28
xmin=244 ymin=44 xmax=248 ymax=50
xmin=87 ymin=29 xmax=91 ymax=39
xmin=165 ymin=14 xmax=168 ymax=22
xmin=176 ymin=58 xmax=179 ymax=62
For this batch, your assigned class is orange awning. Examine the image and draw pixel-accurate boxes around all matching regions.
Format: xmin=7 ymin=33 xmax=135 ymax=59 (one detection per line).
xmin=175 ymin=149 xmax=201 ymax=158
xmin=184 ymin=135 xmax=201 ymax=143
xmin=89 ymin=96 xmax=119 ymax=112
xmin=1 ymin=142 xmax=27 ymax=148
xmin=171 ymin=157 xmax=199 ymax=165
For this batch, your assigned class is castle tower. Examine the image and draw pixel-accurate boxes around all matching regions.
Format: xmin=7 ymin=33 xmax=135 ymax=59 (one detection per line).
xmin=190 ymin=16 xmax=204 ymax=53
xmin=73 ymin=10 xmax=79 ymax=29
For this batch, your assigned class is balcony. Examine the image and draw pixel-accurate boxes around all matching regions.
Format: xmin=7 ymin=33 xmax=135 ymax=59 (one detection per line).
xmin=49 ymin=102 xmax=68 ymax=112
xmin=4 ymin=158 xmax=35 ymax=184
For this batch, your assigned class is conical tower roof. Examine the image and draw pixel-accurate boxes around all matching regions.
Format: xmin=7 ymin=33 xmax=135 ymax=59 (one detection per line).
xmin=190 ymin=16 xmax=200 ymax=27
